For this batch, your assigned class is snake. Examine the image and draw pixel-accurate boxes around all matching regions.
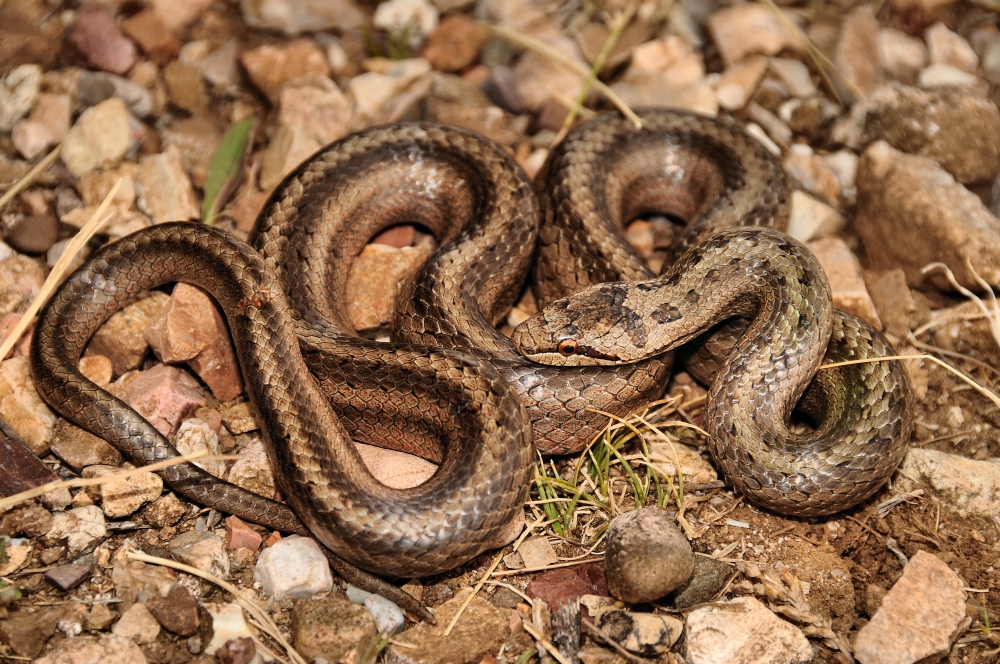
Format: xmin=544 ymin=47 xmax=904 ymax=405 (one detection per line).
xmin=29 ymin=110 xmax=912 ymax=612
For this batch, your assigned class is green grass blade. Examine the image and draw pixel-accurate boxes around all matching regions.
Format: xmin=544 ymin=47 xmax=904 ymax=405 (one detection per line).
xmin=201 ymin=119 xmax=254 ymax=225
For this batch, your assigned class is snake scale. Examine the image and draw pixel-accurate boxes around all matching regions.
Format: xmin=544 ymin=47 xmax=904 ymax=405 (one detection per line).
xmin=30 ymin=110 xmax=912 ymax=603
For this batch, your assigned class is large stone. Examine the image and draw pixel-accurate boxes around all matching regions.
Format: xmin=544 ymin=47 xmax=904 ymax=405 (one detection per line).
xmin=686 ymin=596 xmax=812 ymax=664
xmin=854 ymin=551 xmax=968 ymax=664
xmin=292 ymin=595 xmax=376 ymax=661
xmin=833 ymin=84 xmax=1000 ymax=184
xmin=136 ymin=146 xmax=200 ymax=224
xmin=254 ymin=535 xmax=333 ymax=600
xmin=85 ymin=291 xmax=169 ymax=377
xmin=385 ymin=591 xmax=508 ymax=663
xmin=46 ymin=505 xmax=107 ymax=553
xmin=240 ymin=0 xmax=367 ymax=35
xmin=0 ymin=355 xmax=57 ymax=455
xmin=345 ymin=239 xmax=436 ymax=332
xmin=61 ymin=97 xmax=136 ymax=178
xmin=896 ymin=448 xmax=1000 ymax=520
xmin=82 ymin=463 xmax=163 ymax=518
xmin=854 ymin=141 xmax=1000 ymax=290
xmin=121 ymin=363 xmax=207 ymax=437
xmin=605 ymin=507 xmax=693 ymax=604
xmin=807 ymin=237 xmax=882 ymax=329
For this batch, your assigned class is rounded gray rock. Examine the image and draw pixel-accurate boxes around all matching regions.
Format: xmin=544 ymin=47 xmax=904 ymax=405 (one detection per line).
xmin=605 ymin=507 xmax=693 ymax=604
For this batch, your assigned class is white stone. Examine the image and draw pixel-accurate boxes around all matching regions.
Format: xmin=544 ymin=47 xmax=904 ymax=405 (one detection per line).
xmin=364 ymin=594 xmax=405 ymax=636
xmin=786 ymin=190 xmax=845 ymax=242
xmin=62 ymin=98 xmax=136 ymax=178
xmin=136 ymin=145 xmax=200 ymax=224
xmin=0 ymin=65 xmax=41 ymax=132
xmin=743 ymin=123 xmax=780 ymax=156
xmin=0 ymin=356 xmax=57 ymax=456
xmin=822 ymin=150 xmax=859 ymax=195
xmin=111 ymin=602 xmax=160 ymax=644
xmin=925 ymin=22 xmax=978 ymax=72
xmin=173 ymin=419 xmax=226 ymax=479
xmin=240 ymin=0 xmax=367 ymax=35
xmin=83 ymin=464 xmax=163 ymax=518
xmin=200 ymin=603 xmax=256 ymax=657
xmin=373 ymin=0 xmax=439 ymax=47
xmin=347 ymin=58 xmax=432 ymax=121
xmin=228 ymin=437 xmax=276 ymax=498
xmin=714 ymin=55 xmax=768 ymax=111
xmin=919 ymin=64 xmax=981 ymax=89
xmin=879 ymin=28 xmax=927 ymax=79
xmin=254 ymin=535 xmax=334 ymax=600
xmin=769 ymin=58 xmax=816 ymax=97
xmin=168 ymin=530 xmax=230 ymax=578
xmin=47 ymin=505 xmax=107 ymax=552
xmin=686 ymin=596 xmax=812 ymax=664
xmin=356 ymin=442 xmax=436 ymax=489
xmin=897 ymin=448 xmax=1000 ymax=519
xmin=706 ymin=4 xmax=799 ymax=66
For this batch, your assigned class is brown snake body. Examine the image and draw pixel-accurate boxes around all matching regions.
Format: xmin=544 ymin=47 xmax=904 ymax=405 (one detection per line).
xmin=31 ymin=110 xmax=912 ymax=602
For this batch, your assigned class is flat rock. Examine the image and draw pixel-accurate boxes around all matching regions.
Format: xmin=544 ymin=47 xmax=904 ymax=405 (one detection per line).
xmin=67 ymin=7 xmax=137 ymax=76
xmin=706 ymin=4 xmax=799 ymax=66
xmin=686 ymin=596 xmax=812 ymax=664
xmin=787 ymin=190 xmax=845 ymax=242
xmin=833 ymin=84 xmax=1000 ymax=184
xmin=0 ymin=64 xmax=40 ymax=133
xmin=605 ymin=507 xmax=693 ymax=604
xmin=0 ymin=503 xmax=53 ymax=537
xmin=62 ymin=97 xmax=137 ymax=180
xmin=346 ymin=239 xmax=436 ymax=332
xmin=12 ymin=92 xmax=70 ymax=159
xmin=918 ymin=63 xmax=981 ymax=88
xmin=807 ymin=237 xmax=882 ymax=329
xmin=896 ymin=448 xmax=1000 ymax=520
xmin=112 ymin=559 xmax=177 ymax=600
xmin=34 ymin=634 xmax=145 ymax=664
xmin=112 ymin=602 xmax=160 ymax=644
xmin=0 ymin=606 xmax=70 ymax=658
xmin=146 ymin=583 xmax=199 ymax=636
xmin=50 ymin=417 xmax=123 ymax=472
xmin=121 ymin=363 xmax=207 ymax=437
xmin=832 ymin=5 xmax=884 ymax=96
xmin=82 ymin=463 xmax=163 ymax=518
xmin=254 ymin=535 xmax=333 ymax=600
xmin=715 ymin=55 xmax=768 ymax=112
xmin=879 ymin=29 xmax=927 ymax=82
xmin=46 ymin=505 xmax=106 ymax=552
xmin=292 ymin=595 xmax=376 ymax=661
xmin=0 ymin=355 xmax=57 ymax=455
xmin=169 ymin=530 xmax=230 ymax=578
xmin=595 ymin=610 xmax=683 ymax=655
xmin=240 ymin=0 xmax=366 ymax=36
xmin=668 ymin=555 xmax=737 ymax=609
xmin=239 ymin=38 xmax=330 ymax=104
xmin=199 ymin=602 xmax=255 ymax=658
xmin=385 ymin=592 xmax=508 ymax=664
xmin=224 ymin=516 xmax=262 ymax=551
xmin=85 ymin=291 xmax=168 ymax=377
xmin=854 ymin=140 xmax=1000 ymax=290
xmin=854 ymin=551 xmax=968 ymax=664
xmin=424 ymin=14 xmax=490 ymax=72
xmin=136 ymin=145 xmax=200 ymax=224
xmin=45 ymin=562 xmax=91 ymax=591
xmin=227 ymin=437 xmax=275 ymax=497
xmin=526 ymin=563 xmax=608 ymax=609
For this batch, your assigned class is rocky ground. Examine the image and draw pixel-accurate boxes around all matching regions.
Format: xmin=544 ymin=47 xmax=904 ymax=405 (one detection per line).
xmin=1 ymin=0 xmax=1000 ymax=662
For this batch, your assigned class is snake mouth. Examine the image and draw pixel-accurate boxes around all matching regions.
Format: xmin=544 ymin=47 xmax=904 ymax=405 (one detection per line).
xmin=520 ymin=348 xmax=624 ymax=367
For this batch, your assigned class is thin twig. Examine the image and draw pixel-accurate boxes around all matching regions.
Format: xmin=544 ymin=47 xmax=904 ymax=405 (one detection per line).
xmin=582 ymin=617 xmax=649 ymax=664
xmin=491 ymin=556 xmax=605 ymax=578
xmin=0 ymin=179 xmax=122 ymax=361
xmin=522 ymin=620 xmax=572 ymax=664
xmin=483 ymin=23 xmax=642 ymax=128
xmin=443 ymin=549 xmax=506 ymax=637
xmin=0 ymin=143 xmax=63 ymax=213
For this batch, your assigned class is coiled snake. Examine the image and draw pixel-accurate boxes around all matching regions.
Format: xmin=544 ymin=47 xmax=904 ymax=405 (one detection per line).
xmin=30 ymin=110 xmax=912 ymax=609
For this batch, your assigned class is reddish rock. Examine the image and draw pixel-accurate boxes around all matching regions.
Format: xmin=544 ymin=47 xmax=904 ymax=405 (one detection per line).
xmin=85 ymin=291 xmax=170 ymax=376
xmin=121 ymin=363 xmax=207 ymax=436
xmin=224 ymin=516 xmax=263 ymax=551
xmin=239 ymin=38 xmax=330 ymax=103
xmin=121 ymin=10 xmax=181 ymax=66
xmin=79 ymin=354 xmax=114 ymax=386
xmin=0 ymin=503 xmax=53 ymax=538
xmin=807 ymin=237 xmax=883 ymax=330
xmin=264 ymin=531 xmax=282 ymax=547
xmin=423 ymin=14 xmax=490 ymax=73
xmin=346 ymin=239 xmax=435 ymax=332
xmin=68 ymin=7 xmax=138 ymax=76
xmin=146 ymin=583 xmax=200 ymax=636
xmin=525 ymin=563 xmax=608 ymax=609
xmin=0 ymin=312 xmax=33 ymax=359
xmin=144 ymin=283 xmax=244 ymax=402
xmin=216 ymin=637 xmax=255 ymax=664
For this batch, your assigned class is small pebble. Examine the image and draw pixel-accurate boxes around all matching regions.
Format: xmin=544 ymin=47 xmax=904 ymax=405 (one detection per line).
xmin=604 ymin=507 xmax=694 ymax=603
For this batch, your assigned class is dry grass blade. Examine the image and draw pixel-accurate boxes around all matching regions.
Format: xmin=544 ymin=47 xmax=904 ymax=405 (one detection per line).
xmin=922 ymin=260 xmax=1000 ymax=350
xmin=127 ymin=550 xmax=306 ymax=664
xmin=443 ymin=549 xmax=505 ymax=637
xmin=0 ymin=179 xmax=122 ymax=361
xmin=0 ymin=143 xmax=63 ymax=213
xmin=483 ymin=23 xmax=642 ymax=128
xmin=0 ymin=449 xmax=229 ymax=511
xmin=490 ymin=556 xmax=606 ymax=578
xmin=522 ymin=620 xmax=572 ymax=664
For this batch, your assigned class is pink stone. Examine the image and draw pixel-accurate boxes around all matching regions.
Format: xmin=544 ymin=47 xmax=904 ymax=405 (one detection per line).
xmin=371 ymin=225 xmax=415 ymax=248
xmin=224 ymin=516 xmax=263 ymax=551
xmin=144 ymin=283 xmax=244 ymax=402
xmin=121 ymin=364 xmax=206 ymax=436
xmin=807 ymin=237 xmax=883 ymax=330
xmin=68 ymin=7 xmax=138 ymax=76
xmin=0 ymin=313 xmax=34 ymax=359
xmin=525 ymin=563 xmax=608 ymax=610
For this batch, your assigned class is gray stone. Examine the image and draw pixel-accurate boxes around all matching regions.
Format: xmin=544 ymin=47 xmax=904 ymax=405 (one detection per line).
xmin=0 ymin=64 xmax=41 ymax=132
xmin=686 ymin=596 xmax=812 ymax=664
xmin=605 ymin=507 xmax=693 ymax=604
xmin=254 ymin=535 xmax=332 ymax=600
xmin=292 ymin=595 xmax=376 ymax=661
xmin=669 ymin=555 xmax=737 ymax=609
xmin=45 ymin=563 xmax=91 ymax=591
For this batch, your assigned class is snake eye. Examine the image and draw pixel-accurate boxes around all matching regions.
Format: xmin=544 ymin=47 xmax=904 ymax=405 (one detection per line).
xmin=557 ymin=339 xmax=578 ymax=356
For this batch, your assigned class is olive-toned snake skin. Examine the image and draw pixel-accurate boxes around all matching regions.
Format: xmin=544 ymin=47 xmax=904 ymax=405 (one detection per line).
xmin=30 ymin=110 xmax=912 ymax=612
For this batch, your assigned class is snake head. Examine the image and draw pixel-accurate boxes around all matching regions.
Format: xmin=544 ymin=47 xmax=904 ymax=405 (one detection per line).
xmin=512 ymin=283 xmax=646 ymax=366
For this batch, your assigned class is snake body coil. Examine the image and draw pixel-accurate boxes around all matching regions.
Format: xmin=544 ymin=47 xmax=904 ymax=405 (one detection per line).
xmin=31 ymin=110 xmax=912 ymax=584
